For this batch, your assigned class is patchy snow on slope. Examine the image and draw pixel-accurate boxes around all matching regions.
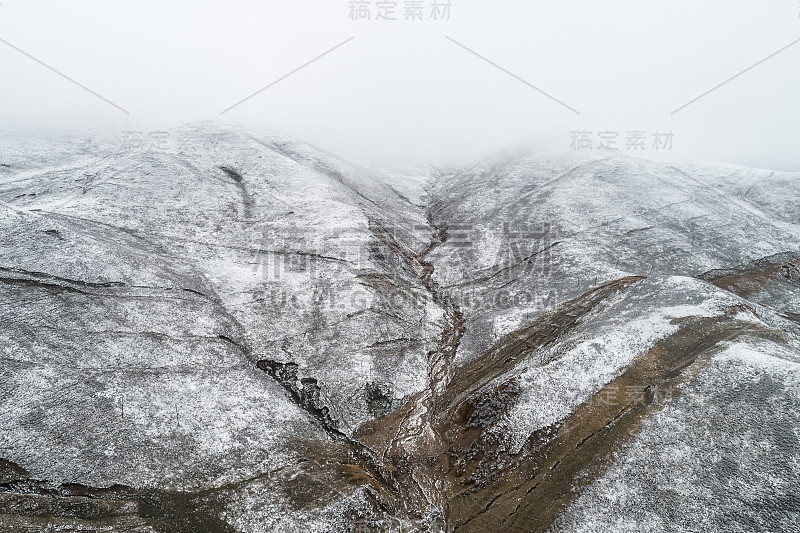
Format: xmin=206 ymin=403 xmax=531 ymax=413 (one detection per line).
xmin=552 ymin=338 xmax=800 ymax=533
xmin=496 ymin=276 xmax=756 ymax=454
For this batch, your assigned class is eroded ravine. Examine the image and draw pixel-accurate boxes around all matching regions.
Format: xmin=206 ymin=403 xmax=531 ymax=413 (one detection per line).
xmin=243 ymin=212 xmax=469 ymax=528
xmin=367 ymin=216 xmax=467 ymax=525
xmin=351 ymin=275 xmax=648 ymax=529
xmin=353 ymin=266 xmax=792 ymax=532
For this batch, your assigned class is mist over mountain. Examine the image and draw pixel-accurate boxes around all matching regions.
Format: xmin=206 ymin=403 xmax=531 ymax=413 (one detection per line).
xmin=1 ymin=123 xmax=798 ymax=532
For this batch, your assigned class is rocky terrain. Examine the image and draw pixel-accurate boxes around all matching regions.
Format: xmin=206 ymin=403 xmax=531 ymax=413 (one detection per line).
xmin=0 ymin=123 xmax=798 ymax=532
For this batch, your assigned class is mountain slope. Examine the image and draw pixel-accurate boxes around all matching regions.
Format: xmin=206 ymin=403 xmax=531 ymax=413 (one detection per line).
xmin=0 ymin=125 xmax=798 ymax=532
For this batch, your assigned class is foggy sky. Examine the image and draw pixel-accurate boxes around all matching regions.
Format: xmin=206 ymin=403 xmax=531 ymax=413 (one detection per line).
xmin=0 ymin=0 xmax=798 ymax=170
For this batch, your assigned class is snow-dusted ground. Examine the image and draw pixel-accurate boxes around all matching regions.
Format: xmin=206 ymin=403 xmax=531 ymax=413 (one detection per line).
xmin=552 ymin=339 xmax=800 ymax=533
xmin=426 ymin=151 xmax=800 ymax=364
xmin=0 ymin=123 xmax=798 ymax=531
xmin=494 ymin=275 xmax=764 ymax=454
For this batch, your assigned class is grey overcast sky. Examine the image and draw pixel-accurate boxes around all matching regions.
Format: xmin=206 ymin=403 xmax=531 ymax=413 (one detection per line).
xmin=0 ymin=1 xmax=798 ymax=169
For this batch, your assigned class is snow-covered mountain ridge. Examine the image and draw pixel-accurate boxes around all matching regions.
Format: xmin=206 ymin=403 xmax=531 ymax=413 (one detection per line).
xmin=1 ymin=123 xmax=798 ymax=532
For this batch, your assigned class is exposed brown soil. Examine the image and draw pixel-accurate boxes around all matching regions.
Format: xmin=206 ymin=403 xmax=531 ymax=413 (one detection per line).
xmin=446 ymin=309 xmax=786 ymax=532
xmin=700 ymin=252 xmax=800 ymax=299
xmin=349 ymin=271 xmax=788 ymax=531
xmin=351 ymin=276 xmax=647 ymax=527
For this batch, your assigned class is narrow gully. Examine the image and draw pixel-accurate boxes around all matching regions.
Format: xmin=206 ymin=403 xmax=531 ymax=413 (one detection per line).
xmin=367 ymin=213 xmax=467 ymax=524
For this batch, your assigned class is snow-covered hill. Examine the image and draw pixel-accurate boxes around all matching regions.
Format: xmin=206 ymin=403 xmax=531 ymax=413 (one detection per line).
xmin=0 ymin=123 xmax=798 ymax=532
